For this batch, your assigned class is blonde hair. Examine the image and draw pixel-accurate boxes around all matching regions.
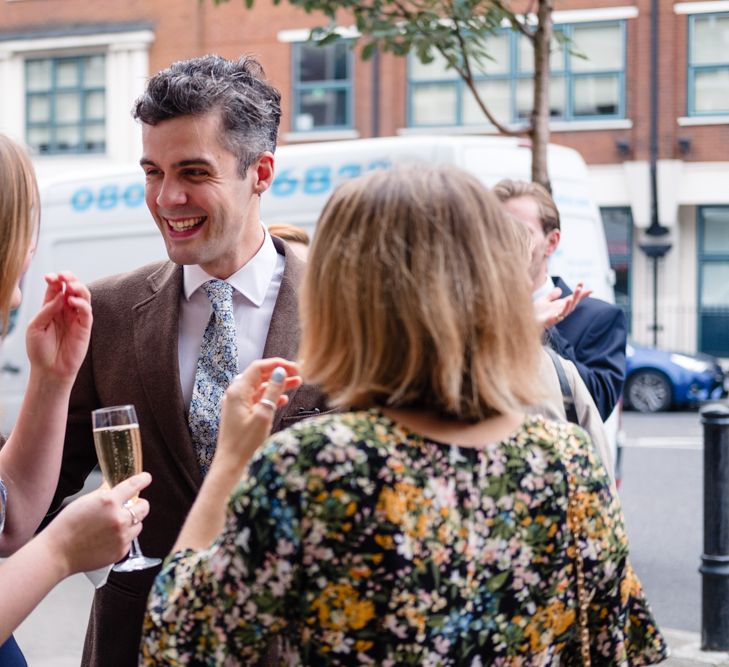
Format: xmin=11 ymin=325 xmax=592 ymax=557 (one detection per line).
xmin=0 ymin=134 xmax=39 ymax=335
xmin=268 ymin=223 xmax=310 ymax=246
xmin=300 ymin=165 xmax=542 ymax=421
xmin=492 ymin=178 xmax=561 ymax=234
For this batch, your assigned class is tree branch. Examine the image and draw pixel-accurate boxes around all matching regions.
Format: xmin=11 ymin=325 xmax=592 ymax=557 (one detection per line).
xmin=448 ymin=19 xmax=529 ymax=137
xmin=490 ymin=0 xmax=533 ymax=39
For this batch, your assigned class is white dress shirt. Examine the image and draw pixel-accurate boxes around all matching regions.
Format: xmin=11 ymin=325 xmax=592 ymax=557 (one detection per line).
xmin=532 ymin=275 xmax=556 ymax=301
xmin=178 ymin=228 xmax=284 ymax=407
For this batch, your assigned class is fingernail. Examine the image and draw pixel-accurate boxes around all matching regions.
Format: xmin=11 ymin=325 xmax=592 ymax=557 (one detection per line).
xmin=271 ymin=367 xmax=286 ymax=384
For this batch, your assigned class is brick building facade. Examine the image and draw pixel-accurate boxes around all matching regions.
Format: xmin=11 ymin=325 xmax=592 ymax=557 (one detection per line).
xmin=2 ymin=0 xmax=729 ymax=355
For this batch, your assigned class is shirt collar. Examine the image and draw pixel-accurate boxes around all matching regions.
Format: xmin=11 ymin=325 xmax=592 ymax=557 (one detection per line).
xmin=532 ymin=274 xmax=555 ymax=301
xmin=183 ymin=227 xmax=278 ymax=307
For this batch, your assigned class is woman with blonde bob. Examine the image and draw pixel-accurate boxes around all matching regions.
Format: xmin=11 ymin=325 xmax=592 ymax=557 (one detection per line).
xmin=0 ymin=133 xmax=151 ymax=660
xmin=143 ymin=165 xmax=667 ymax=665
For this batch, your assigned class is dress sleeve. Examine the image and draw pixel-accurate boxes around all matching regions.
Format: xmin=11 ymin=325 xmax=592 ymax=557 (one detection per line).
xmin=561 ymin=425 xmax=668 ymax=665
xmin=140 ymin=439 xmax=303 ymax=666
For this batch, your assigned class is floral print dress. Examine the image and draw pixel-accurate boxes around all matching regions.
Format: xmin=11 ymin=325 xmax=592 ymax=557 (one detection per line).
xmin=141 ymin=411 xmax=667 ymax=666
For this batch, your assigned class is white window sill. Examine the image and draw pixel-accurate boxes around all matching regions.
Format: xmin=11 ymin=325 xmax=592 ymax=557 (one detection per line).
xmin=283 ymin=129 xmax=360 ymax=143
xmin=549 ymin=119 xmax=633 ymax=132
xmin=674 ymin=2 xmax=729 ymax=15
xmin=0 ymin=29 xmax=154 ymax=53
xmin=677 ymin=115 xmax=729 ymax=126
xmin=397 ymin=119 xmax=632 ymax=136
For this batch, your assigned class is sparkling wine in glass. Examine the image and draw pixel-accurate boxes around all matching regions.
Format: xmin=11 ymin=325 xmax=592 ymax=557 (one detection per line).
xmin=92 ymin=405 xmax=161 ymax=572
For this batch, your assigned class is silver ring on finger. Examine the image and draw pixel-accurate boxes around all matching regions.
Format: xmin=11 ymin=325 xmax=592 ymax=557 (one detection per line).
xmin=124 ymin=503 xmax=140 ymax=526
xmin=259 ymin=398 xmax=277 ymax=411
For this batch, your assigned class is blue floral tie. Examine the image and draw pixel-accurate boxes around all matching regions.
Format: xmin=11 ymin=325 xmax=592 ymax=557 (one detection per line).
xmin=188 ymin=280 xmax=239 ymax=475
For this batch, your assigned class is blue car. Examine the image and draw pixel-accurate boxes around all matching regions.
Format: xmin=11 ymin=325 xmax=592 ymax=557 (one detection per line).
xmin=624 ymin=342 xmax=727 ymax=413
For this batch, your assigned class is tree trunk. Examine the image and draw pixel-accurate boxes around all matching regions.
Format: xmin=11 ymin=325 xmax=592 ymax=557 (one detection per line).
xmin=531 ymin=0 xmax=554 ymax=191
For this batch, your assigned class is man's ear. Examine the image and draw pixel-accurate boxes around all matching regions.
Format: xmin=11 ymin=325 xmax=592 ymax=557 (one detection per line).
xmin=253 ymin=152 xmax=275 ymax=194
xmin=545 ymin=228 xmax=560 ymax=258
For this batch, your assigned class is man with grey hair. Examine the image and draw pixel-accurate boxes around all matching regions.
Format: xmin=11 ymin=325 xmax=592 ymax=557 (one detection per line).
xmin=494 ymin=178 xmax=627 ymax=422
xmin=47 ymin=55 xmax=327 ymax=666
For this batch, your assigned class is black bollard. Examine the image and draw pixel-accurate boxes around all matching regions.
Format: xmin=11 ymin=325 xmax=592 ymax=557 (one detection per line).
xmin=700 ymin=403 xmax=729 ymax=651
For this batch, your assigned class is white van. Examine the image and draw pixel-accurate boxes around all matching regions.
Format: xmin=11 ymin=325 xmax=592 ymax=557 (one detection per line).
xmin=0 ymin=135 xmax=613 ymax=432
xmin=0 ymin=166 xmax=168 ymax=432
xmin=261 ymin=135 xmax=615 ymax=303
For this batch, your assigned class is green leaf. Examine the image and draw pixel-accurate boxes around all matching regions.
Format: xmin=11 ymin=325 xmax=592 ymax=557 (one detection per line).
xmin=315 ymin=31 xmax=342 ymax=46
xmin=361 ymin=41 xmax=378 ymax=61
xmin=487 ymin=570 xmax=510 ymax=592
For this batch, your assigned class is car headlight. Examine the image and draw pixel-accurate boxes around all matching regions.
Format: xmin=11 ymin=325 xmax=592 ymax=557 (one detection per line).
xmin=670 ymin=353 xmax=711 ymax=374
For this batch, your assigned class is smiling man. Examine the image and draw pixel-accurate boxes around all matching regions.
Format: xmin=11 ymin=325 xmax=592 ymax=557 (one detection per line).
xmin=47 ymin=55 xmax=328 ymax=667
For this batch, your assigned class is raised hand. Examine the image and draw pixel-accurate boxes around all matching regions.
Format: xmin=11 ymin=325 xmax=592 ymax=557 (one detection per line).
xmin=25 ymin=272 xmax=92 ymax=384
xmin=534 ymin=282 xmax=592 ymax=330
xmin=216 ymin=358 xmax=302 ymax=470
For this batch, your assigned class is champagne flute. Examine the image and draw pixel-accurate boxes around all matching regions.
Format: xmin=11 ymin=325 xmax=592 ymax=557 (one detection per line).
xmin=92 ymin=405 xmax=161 ymax=572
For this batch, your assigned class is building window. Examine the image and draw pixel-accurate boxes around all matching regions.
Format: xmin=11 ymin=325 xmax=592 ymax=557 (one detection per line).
xmin=698 ymin=206 xmax=729 ymax=356
xmin=601 ymin=207 xmax=633 ymax=333
xmin=688 ymin=13 xmax=729 ymax=115
xmin=25 ymin=54 xmax=106 ymax=155
xmin=408 ymin=21 xmax=625 ymax=127
xmin=292 ymin=41 xmax=352 ymax=132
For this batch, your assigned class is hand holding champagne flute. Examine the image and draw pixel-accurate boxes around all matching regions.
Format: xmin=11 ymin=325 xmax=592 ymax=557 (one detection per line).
xmin=92 ymin=405 xmax=160 ymax=572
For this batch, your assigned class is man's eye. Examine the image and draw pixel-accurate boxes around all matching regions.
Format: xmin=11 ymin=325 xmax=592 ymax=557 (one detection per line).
xmin=185 ymin=169 xmax=208 ymax=177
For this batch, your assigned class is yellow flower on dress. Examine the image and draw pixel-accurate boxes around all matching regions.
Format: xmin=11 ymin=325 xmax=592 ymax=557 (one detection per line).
xmin=311 ymin=582 xmax=375 ymax=632
xmin=523 ymin=600 xmax=575 ymax=652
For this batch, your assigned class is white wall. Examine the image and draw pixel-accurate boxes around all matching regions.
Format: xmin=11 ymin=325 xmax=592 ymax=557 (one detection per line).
xmin=588 ymin=159 xmax=729 ymax=353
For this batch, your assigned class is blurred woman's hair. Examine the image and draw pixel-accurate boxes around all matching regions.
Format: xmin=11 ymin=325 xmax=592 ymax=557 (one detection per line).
xmin=0 ymin=134 xmax=39 ymax=334
xmin=300 ymin=165 xmax=542 ymax=421
xmin=267 ymin=223 xmax=310 ymax=246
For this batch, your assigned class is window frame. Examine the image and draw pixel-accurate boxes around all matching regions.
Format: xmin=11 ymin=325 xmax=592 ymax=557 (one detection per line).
xmin=406 ymin=20 xmax=627 ymax=128
xmin=24 ymin=53 xmax=106 ymax=155
xmin=291 ymin=40 xmax=354 ymax=133
xmin=600 ymin=206 xmax=633 ymax=334
xmin=687 ymin=12 xmax=729 ymax=117
xmin=696 ymin=205 xmax=729 ymax=356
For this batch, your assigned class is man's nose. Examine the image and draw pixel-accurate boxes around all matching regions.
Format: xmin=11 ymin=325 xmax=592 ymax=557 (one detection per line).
xmin=155 ymin=177 xmax=187 ymax=208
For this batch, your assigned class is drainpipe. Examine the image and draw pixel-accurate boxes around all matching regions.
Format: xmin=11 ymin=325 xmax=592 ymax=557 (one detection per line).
xmin=639 ymin=0 xmax=671 ymax=347
xmin=371 ymin=47 xmax=381 ymax=137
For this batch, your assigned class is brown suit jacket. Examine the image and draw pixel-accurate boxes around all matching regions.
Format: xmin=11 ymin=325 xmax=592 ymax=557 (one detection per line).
xmin=48 ymin=239 xmax=328 ymax=666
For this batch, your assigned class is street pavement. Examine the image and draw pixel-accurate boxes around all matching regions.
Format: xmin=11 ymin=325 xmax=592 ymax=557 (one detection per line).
xmin=12 ymin=410 xmax=729 ymax=665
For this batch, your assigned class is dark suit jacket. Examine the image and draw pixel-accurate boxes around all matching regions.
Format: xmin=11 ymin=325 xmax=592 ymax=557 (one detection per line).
xmin=48 ymin=239 xmax=328 ymax=667
xmin=547 ymin=276 xmax=627 ymax=421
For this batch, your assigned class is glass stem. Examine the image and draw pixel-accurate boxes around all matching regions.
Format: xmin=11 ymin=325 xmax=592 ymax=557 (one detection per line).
xmin=129 ymin=537 xmax=144 ymax=560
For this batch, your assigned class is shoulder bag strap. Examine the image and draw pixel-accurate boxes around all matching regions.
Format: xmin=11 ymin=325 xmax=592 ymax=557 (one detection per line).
xmin=544 ymin=346 xmax=580 ymax=426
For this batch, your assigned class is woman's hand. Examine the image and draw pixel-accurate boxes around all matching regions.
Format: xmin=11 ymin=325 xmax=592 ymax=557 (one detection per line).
xmin=25 ymin=272 xmax=92 ymax=384
xmin=42 ymin=472 xmax=151 ymax=578
xmin=215 ymin=358 xmax=302 ymax=471
xmin=534 ymin=282 xmax=592 ymax=329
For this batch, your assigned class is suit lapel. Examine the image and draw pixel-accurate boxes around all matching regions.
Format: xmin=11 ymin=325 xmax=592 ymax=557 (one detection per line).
xmin=552 ymin=275 xmax=572 ymax=297
xmin=132 ymin=262 xmax=202 ymax=492
xmin=263 ymin=237 xmax=303 ymax=361
xmin=264 ymin=238 xmax=309 ymax=431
